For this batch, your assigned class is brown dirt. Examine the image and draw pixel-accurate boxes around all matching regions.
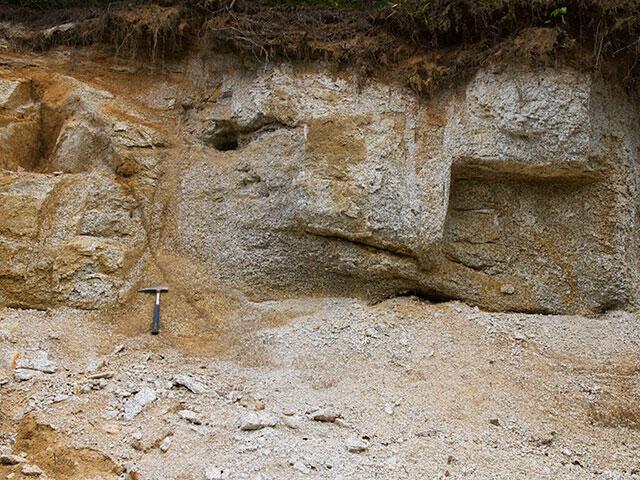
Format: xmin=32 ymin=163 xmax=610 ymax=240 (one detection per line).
xmin=2 ymin=298 xmax=640 ymax=478
xmin=14 ymin=414 xmax=121 ymax=480
xmin=1 ymin=1 xmax=640 ymax=96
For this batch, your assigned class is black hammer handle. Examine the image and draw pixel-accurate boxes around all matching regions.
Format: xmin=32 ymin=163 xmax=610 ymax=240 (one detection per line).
xmin=151 ymin=303 xmax=160 ymax=335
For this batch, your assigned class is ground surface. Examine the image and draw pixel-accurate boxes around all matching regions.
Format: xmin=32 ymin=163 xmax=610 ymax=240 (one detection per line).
xmin=1 ymin=297 xmax=640 ymax=479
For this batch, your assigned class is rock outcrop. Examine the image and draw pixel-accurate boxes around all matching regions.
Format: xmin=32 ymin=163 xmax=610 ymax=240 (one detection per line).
xmin=0 ymin=52 xmax=638 ymax=314
xmin=0 ymin=73 xmax=159 ymax=309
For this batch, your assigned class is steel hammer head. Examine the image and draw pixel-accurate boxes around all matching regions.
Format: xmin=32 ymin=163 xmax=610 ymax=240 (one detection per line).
xmin=138 ymin=285 xmax=169 ymax=294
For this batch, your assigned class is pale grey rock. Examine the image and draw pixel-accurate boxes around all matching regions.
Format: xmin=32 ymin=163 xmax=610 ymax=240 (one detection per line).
xmin=52 ymin=394 xmax=72 ymax=403
xmin=0 ymin=453 xmax=26 ymax=465
xmin=14 ymin=369 xmax=40 ymax=381
xmin=178 ymin=409 xmax=202 ymax=425
xmin=445 ymin=67 xmax=594 ymax=174
xmin=173 ymin=63 xmax=640 ymax=314
xmin=309 ymin=407 xmax=341 ymax=423
xmin=239 ymin=412 xmax=278 ymax=431
xmin=282 ymin=415 xmax=302 ymax=430
xmin=15 ymin=351 xmax=58 ymax=373
xmin=346 ymin=436 xmax=369 ymax=453
xmin=159 ymin=435 xmax=172 ymax=453
xmin=173 ymin=374 xmax=207 ymax=394
xmin=1 ymin=58 xmax=639 ymax=315
xmin=123 ymin=387 xmax=156 ymax=420
xmin=204 ymin=466 xmax=228 ymax=480
xmin=111 ymin=344 xmax=125 ymax=356
xmin=87 ymin=371 xmax=114 ymax=380
xmin=21 ymin=463 xmax=44 ymax=476
xmin=291 ymin=460 xmax=310 ymax=475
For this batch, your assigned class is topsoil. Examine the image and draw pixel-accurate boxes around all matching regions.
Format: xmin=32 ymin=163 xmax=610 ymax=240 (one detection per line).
xmin=1 ymin=0 xmax=640 ymax=95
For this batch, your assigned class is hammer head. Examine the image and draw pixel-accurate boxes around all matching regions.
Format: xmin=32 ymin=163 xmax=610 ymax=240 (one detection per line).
xmin=138 ymin=285 xmax=169 ymax=294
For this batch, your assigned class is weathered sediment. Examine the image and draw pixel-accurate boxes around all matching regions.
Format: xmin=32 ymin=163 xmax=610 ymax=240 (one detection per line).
xmin=0 ymin=49 xmax=638 ymax=315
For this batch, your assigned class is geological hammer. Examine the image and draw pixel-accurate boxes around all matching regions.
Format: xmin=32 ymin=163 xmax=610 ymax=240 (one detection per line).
xmin=139 ymin=286 xmax=168 ymax=335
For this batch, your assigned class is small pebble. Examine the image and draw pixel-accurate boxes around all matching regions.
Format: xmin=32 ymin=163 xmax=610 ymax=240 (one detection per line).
xmin=500 ymin=284 xmax=516 ymax=295
xmin=346 ymin=436 xmax=369 ymax=453
xmin=239 ymin=412 xmax=278 ymax=431
xmin=160 ymin=436 xmax=172 ymax=453
xmin=0 ymin=454 xmax=26 ymax=465
xmin=21 ymin=464 xmax=43 ymax=477
xmin=204 ymin=466 xmax=227 ymax=479
xmin=178 ymin=409 xmax=202 ymax=425
xmin=309 ymin=407 xmax=341 ymax=423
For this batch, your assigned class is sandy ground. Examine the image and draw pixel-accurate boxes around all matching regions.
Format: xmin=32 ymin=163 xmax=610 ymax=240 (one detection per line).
xmin=1 ymin=297 xmax=640 ymax=480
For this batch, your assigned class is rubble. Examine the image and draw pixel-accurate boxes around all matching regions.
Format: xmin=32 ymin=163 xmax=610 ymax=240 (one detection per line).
xmin=309 ymin=407 xmax=342 ymax=423
xmin=239 ymin=412 xmax=279 ymax=431
xmin=123 ymin=387 xmax=157 ymax=420
xmin=173 ymin=374 xmax=207 ymax=395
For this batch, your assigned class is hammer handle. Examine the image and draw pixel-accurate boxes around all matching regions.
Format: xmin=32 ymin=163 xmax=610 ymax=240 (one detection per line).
xmin=151 ymin=303 xmax=160 ymax=335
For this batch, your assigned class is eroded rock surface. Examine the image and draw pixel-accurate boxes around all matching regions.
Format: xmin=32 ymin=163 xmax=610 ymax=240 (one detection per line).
xmin=0 ymin=72 xmax=160 ymax=309
xmin=0 ymin=53 xmax=638 ymax=314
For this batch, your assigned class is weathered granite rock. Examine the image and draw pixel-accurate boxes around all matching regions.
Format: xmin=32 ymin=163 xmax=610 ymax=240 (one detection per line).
xmin=123 ymin=386 xmax=156 ymax=420
xmin=0 ymin=170 xmax=145 ymax=309
xmin=0 ymin=78 xmax=33 ymax=109
xmin=0 ymin=73 xmax=162 ymax=310
xmin=437 ymin=67 xmax=640 ymax=313
xmin=171 ymin=62 xmax=639 ymax=313
xmin=0 ymin=56 xmax=638 ymax=314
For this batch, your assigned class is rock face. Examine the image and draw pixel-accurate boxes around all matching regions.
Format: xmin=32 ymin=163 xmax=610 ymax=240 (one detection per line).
xmin=0 ymin=53 xmax=638 ymax=314
xmin=0 ymin=74 xmax=158 ymax=309
xmin=439 ymin=67 xmax=640 ymax=313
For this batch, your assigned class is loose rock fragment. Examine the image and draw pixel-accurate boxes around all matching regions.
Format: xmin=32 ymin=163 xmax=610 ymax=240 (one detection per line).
xmin=239 ymin=412 xmax=278 ymax=431
xmin=292 ymin=460 xmax=310 ymax=474
xmin=489 ymin=418 xmax=500 ymax=426
xmin=178 ymin=409 xmax=202 ymax=425
xmin=309 ymin=407 xmax=341 ymax=423
xmin=47 ymin=331 xmax=60 ymax=340
xmin=88 ymin=371 xmax=115 ymax=380
xmin=173 ymin=374 xmax=207 ymax=394
xmin=123 ymin=387 xmax=156 ymax=420
xmin=500 ymin=284 xmax=516 ymax=295
xmin=282 ymin=415 xmax=302 ymax=430
xmin=159 ymin=436 xmax=172 ymax=453
xmin=0 ymin=454 xmax=26 ymax=465
xmin=204 ymin=466 xmax=228 ymax=480
xmin=14 ymin=369 xmax=39 ymax=381
xmin=15 ymin=351 xmax=57 ymax=373
xmin=111 ymin=344 xmax=125 ymax=356
xmin=21 ymin=464 xmax=44 ymax=476
xmin=346 ymin=436 xmax=369 ymax=453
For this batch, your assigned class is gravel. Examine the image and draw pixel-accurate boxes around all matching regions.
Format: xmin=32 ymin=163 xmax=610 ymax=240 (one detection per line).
xmin=1 ymin=298 xmax=640 ymax=479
